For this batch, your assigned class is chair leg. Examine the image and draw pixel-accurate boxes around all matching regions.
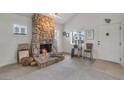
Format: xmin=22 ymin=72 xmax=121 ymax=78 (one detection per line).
xmin=91 ymin=52 xmax=93 ymax=60
xmin=86 ymin=52 xmax=87 ymax=58
xmin=83 ymin=52 xmax=85 ymax=59
xmin=92 ymin=53 xmax=93 ymax=60
xmin=90 ymin=53 xmax=92 ymax=60
xmin=84 ymin=52 xmax=85 ymax=59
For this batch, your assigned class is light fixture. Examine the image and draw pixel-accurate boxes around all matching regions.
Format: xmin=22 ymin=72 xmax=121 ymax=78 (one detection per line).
xmin=105 ymin=18 xmax=111 ymax=23
xmin=48 ymin=13 xmax=62 ymax=19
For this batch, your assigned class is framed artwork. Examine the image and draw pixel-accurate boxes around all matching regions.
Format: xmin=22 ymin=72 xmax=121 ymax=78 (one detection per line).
xmin=18 ymin=50 xmax=30 ymax=63
xmin=86 ymin=29 xmax=94 ymax=40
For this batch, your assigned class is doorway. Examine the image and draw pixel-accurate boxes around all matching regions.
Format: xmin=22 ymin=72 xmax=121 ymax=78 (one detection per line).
xmin=98 ymin=23 xmax=121 ymax=64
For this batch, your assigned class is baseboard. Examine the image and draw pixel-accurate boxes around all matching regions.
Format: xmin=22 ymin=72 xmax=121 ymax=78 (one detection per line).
xmin=96 ymin=59 xmax=121 ymax=65
xmin=120 ymin=61 xmax=124 ymax=66
xmin=0 ymin=62 xmax=17 ymax=68
xmin=62 ymin=52 xmax=71 ymax=55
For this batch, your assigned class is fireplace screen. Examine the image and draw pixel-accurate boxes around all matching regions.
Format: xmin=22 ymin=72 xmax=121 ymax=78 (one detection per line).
xmin=40 ymin=44 xmax=52 ymax=53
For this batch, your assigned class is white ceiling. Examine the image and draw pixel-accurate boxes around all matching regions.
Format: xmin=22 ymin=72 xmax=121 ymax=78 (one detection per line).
xmin=16 ymin=13 xmax=77 ymax=24
xmin=54 ymin=13 xmax=77 ymax=24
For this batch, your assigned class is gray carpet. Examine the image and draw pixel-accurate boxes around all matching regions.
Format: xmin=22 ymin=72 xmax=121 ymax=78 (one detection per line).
xmin=0 ymin=56 xmax=121 ymax=80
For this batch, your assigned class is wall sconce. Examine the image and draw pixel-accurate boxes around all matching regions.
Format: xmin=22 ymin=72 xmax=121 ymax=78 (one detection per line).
xmin=63 ymin=32 xmax=69 ymax=38
xmin=66 ymin=33 xmax=69 ymax=37
xmin=63 ymin=32 xmax=66 ymax=36
xmin=105 ymin=18 xmax=111 ymax=23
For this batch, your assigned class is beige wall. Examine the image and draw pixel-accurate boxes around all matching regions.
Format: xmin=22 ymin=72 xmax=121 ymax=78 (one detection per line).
xmin=55 ymin=23 xmax=64 ymax=52
xmin=121 ymin=20 xmax=124 ymax=65
xmin=0 ymin=13 xmax=32 ymax=67
xmin=63 ymin=13 xmax=124 ymax=65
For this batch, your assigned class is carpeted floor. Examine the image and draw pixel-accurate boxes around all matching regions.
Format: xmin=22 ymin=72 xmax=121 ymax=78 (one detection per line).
xmin=0 ymin=55 xmax=124 ymax=80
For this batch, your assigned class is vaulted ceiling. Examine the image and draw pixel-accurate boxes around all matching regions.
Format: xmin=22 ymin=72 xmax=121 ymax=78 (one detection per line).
xmin=16 ymin=13 xmax=77 ymax=24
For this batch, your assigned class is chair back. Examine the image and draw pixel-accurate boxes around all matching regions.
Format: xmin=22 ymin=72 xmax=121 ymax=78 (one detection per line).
xmin=86 ymin=43 xmax=93 ymax=50
xmin=74 ymin=45 xmax=78 ymax=48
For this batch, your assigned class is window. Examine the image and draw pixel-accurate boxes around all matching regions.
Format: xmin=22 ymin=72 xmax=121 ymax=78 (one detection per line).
xmin=20 ymin=26 xmax=27 ymax=35
xmin=13 ymin=24 xmax=20 ymax=34
xmin=13 ymin=24 xmax=27 ymax=35
xmin=71 ymin=31 xmax=85 ymax=44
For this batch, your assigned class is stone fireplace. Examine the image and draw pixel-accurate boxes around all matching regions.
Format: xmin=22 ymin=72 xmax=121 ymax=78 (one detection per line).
xmin=31 ymin=13 xmax=56 ymax=56
xmin=21 ymin=13 xmax=65 ymax=68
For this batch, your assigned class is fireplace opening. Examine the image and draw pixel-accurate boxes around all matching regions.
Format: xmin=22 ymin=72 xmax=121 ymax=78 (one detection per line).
xmin=40 ymin=44 xmax=52 ymax=53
